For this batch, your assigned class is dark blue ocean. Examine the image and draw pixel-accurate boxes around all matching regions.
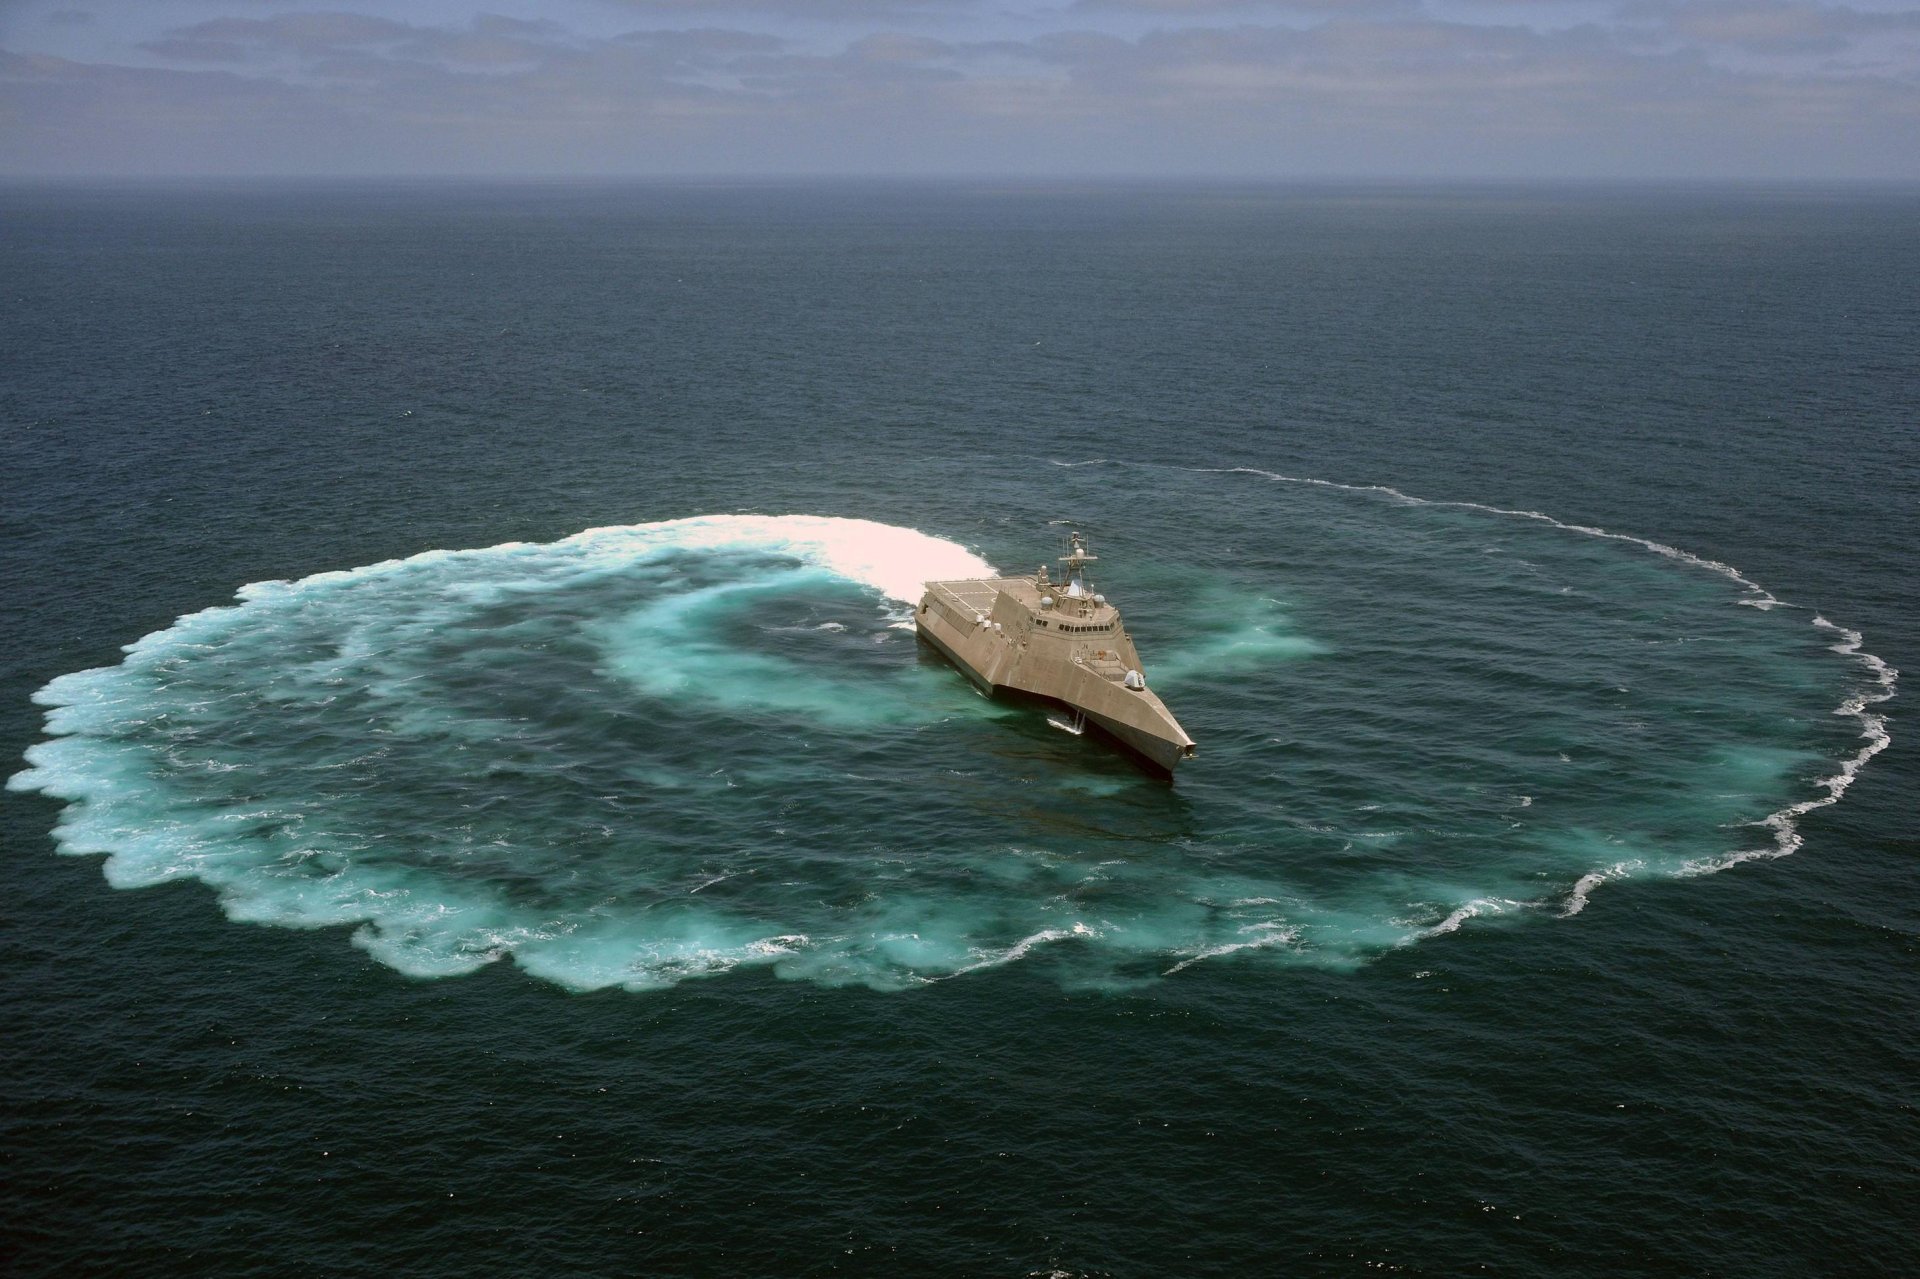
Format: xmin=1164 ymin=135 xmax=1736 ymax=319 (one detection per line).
xmin=3 ymin=180 xmax=1915 ymax=1275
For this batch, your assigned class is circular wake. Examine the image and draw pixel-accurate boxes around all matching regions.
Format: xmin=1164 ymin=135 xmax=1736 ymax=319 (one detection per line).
xmin=10 ymin=495 xmax=1894 ymax=992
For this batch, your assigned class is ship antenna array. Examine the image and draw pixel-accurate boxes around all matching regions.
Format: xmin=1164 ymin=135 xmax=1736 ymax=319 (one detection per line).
xmin=1059 ymin=531 xmax=1098 ymax=599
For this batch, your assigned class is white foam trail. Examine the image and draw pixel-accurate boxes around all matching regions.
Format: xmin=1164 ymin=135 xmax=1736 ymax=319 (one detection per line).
xmin=563 ymin=514 xmax=994 ymax=606
xmin=1065 ymin=459 xmax=1789 ymax=608
xmin=1560 ymin=860 xmax=1645 ymax=917
xmin=1562 ymin=874 xmax=1606 ymax=918
xmin=511 ymin=928 xmax=811 ymax=992
xmin=16 ymin=488 xmax=1897 ymax=987
xmin=949 ymin=921 xmax=1095 ymax=976
xmin=1163 ymin=923 xmax=1301 ymax=975
xmin=1419 ymin=897 xmax=1523 ymax=938
xmin=689 ymin=869 xmax=750 ymax=894
xmin=1679 ymin=615 xmax=1897 ymax=876
xmin=1056 ymin=457 xmax=1900 ymax=890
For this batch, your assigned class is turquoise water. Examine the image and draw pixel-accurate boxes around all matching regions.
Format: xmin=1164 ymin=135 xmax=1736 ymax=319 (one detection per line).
xmin=3 ymin=181 xmax=1914 ymax=1275
xmin=12 ymin=472 xmax=1890 ymax=993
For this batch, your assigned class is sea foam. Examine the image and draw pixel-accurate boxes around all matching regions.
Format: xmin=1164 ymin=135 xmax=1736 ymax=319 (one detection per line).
xmin=1054 ymin=458 xmax=1898 ymax=924
xmin=12 ymin=492 xmax=1889 ymax=990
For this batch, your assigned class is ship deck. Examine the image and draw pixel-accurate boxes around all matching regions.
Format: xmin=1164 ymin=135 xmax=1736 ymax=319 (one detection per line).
xmin=925 ymin=576 xmax=1120 ymax=626
xmin=925 ymin=579 xmax=1009 ymax=616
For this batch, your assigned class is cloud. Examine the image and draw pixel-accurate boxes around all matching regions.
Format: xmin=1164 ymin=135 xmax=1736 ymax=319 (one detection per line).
xmin=140 ymin=38 xmax=251 ymax=63
xmin=616 ymin=28 xmax=787 ymax=55
xmin=601 ymin=0 xmax=973 ymax=14
xmin=5 ymin=5 xmax=1919 ymax=176
xmin=160 ymin=13 xmax=419 ymax=52
xmin=135 ymin=13 xmax=408 ymax=66
xmin=472 ymin=16 xmax=568 ymax=39
xmin=1071 ymin=0 xmax=1413 ymax=14
xmin=133 ymin=12 xmax=597 ymax=78
xmin=1626 ymin=1 xmax=1920 ymax=58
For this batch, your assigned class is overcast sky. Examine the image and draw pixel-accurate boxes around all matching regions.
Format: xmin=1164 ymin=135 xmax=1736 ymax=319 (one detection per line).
xmin=3 ymin=0 xmax=1917 ymax=178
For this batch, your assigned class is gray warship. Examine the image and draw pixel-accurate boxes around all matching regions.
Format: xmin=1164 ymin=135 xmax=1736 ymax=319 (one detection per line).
xmin=917 ymin=532 xmax=1196 ymax=772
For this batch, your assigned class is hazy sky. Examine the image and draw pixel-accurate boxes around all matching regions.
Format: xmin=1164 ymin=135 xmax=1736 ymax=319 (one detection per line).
xmin=3 ymin=0 xmax=1917 ymax=177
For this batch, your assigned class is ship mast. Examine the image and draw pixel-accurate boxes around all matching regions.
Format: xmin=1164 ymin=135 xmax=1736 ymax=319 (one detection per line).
xmin=1059 ymin=531 xmax=1098 ymax=602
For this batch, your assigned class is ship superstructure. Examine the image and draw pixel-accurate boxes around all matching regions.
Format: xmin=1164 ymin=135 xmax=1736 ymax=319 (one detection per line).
xmin=917 ymin=532 xmax=1196 ymax=772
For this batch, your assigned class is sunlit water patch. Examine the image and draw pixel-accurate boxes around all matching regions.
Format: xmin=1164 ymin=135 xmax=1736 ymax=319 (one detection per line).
xmin=11 ymin=491 xmax=1894 ymax=992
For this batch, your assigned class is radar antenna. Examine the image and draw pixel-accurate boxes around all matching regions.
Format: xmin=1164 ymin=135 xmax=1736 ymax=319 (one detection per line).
xmin=1058 ymin=531 xmax=1098 ymax=600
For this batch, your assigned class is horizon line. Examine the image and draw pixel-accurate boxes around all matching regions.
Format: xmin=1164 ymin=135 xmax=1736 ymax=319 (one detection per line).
xmin=6 ymin=172 xmax=1920 ymax=189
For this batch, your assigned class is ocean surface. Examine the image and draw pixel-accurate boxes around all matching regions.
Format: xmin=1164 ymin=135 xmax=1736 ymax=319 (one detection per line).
xmin=2 ymin=179 xmax=1915 ymax=1275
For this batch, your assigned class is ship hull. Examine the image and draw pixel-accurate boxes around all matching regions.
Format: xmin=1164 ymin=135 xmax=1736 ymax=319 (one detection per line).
xmin=1079 ymin=707 xmax=1193 ymax=774
xmin=915 ymin=622 xmax=993 ymax=693
xmin=915 ymin=622 xmax=1194 ymax=774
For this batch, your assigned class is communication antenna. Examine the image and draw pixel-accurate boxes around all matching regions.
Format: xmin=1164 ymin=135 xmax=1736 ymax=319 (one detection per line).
xmin=1058 ymin=531 xmax=1098 ymax=600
